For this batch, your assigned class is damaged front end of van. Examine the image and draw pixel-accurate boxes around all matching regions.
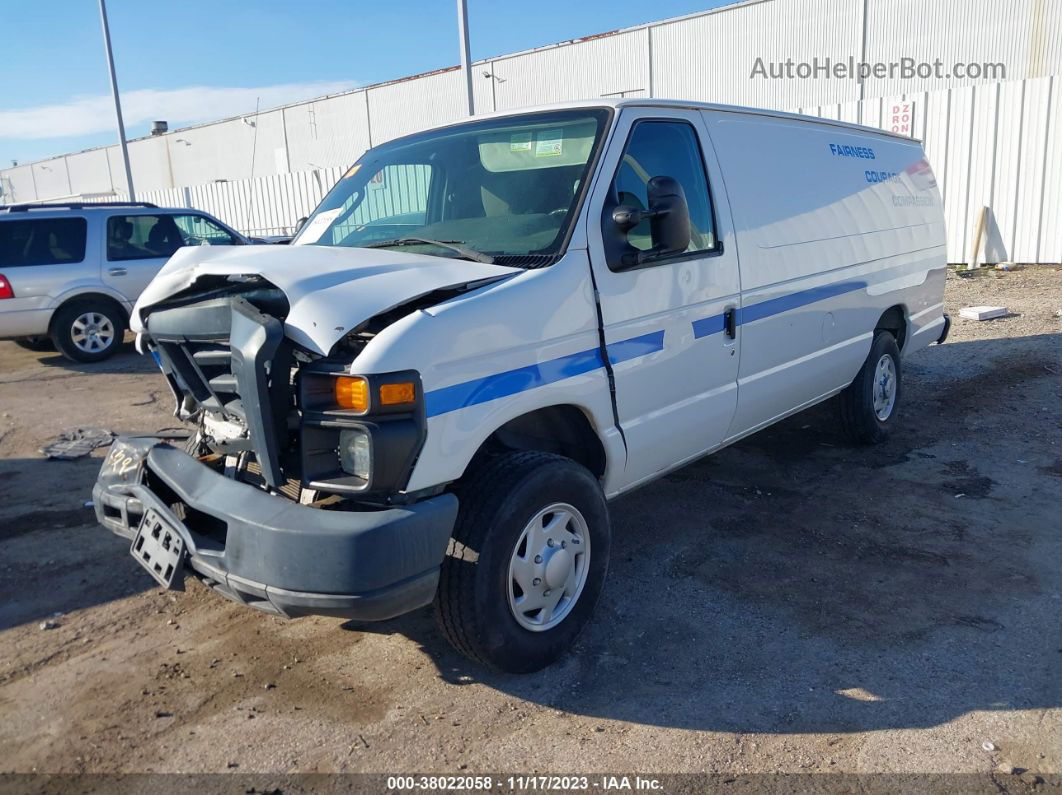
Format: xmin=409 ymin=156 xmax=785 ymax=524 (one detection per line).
xmin=92 ymin=243 xmax=517 ymax=620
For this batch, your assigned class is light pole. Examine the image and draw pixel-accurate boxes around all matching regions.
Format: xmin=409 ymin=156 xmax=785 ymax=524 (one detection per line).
xmin=457 ymin=0 xmax=474 ymax=116
xmin=98 ymin=0 xmax=135 ymax=201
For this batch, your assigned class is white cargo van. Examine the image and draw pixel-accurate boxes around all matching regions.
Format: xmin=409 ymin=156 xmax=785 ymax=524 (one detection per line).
xmin=93 ymin=99 xmax=948 ymax=672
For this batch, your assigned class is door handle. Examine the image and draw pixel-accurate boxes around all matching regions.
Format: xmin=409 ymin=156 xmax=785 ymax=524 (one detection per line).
xmin=108 ymin=267 xmax=128 ymax=276
xmin=724 ymin=307 xmax=737 ymax=339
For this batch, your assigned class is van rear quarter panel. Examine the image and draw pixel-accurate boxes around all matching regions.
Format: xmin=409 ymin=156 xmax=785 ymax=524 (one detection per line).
xmin=700 ymin=110 xmax=946 ymax=438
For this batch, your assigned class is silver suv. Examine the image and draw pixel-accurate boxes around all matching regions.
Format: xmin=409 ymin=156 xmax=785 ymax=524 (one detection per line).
xmin=0 ymin=202 xmax=249 ymax=362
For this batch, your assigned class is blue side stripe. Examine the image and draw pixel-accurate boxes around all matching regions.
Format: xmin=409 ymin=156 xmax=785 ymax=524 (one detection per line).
xmin=736 ymin=280 xmax=866 ymax=325
xmin=691 ymin=280 xmax=867 ymax=338
xmin=425 ymin=347 xmax=605 ymax=418
xmin=424 ymin=331 xmax=667 ymax=418
xmin=425 ymin=279 xmax=870 ymax=417
xmin=607 ymin=330 xmax=665 ymax=364
xmin=691 ymin=311 xmax=727 ymax=339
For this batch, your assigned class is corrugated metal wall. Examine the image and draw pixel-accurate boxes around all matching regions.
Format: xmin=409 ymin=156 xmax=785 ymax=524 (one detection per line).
xmin=490 ymin=28 xmax=650 ymax=110
xmin=864 ymin=0 xmax=1061 ymax=96
xmin=2 ymin=0 xmax=1059 ymax=261
xmin=63 ymin=73 xmax=1057 ymax=263
xmin=652 ymin=0 xmax=865 ymax=108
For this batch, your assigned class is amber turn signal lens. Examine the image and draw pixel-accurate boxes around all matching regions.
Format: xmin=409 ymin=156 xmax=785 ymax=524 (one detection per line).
xmin=334 ymin=376 xmax=369 ymax=412
xmin=379 ymin=382 xmax=415 ymax=406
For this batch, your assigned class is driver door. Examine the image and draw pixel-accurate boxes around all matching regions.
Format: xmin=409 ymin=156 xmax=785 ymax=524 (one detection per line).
xmin=585 ymin=108 xmax=742 ymax=492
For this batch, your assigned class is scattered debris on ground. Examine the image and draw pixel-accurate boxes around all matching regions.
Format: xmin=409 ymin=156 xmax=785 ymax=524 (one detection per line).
xmin=39 ymin=427 xmax=115 ymax=460
xmin=959 ymin=305 xmax=1009 ymax=320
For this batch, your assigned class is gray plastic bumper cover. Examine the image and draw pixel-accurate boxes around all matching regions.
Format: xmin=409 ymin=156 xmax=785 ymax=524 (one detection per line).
xmin=93 ymin=438 xmax=458 ymax=621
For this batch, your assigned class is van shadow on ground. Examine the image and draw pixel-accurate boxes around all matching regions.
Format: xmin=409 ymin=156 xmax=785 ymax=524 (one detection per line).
xmin=354 ymin=332 xmax=1062 ymax=734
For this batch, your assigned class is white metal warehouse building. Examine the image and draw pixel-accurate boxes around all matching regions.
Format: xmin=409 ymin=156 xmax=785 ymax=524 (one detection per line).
xmin=1 ymin=0 xmax=1060 ymax=264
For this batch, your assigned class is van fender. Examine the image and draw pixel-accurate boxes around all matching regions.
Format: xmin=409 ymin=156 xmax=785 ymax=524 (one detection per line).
xmin=405 ymin=385 xmax=625 ymax=494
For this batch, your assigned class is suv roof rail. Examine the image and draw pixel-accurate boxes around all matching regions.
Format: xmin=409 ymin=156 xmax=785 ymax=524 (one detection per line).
xmin=0 ymin=201 xmax=160 ymax=212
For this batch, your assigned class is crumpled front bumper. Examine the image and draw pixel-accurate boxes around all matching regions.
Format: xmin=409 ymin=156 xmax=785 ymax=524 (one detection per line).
xmin=93 ymin=437 xmax=458 ymax=621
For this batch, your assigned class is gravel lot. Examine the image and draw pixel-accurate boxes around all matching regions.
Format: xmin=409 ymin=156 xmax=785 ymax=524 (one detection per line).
xmin=0 ymin=268 xmax=1059 ymax=783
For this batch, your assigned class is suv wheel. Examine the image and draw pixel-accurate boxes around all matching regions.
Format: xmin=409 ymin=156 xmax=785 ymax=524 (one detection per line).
xmin=435 ymin=451 xmax=611 ymax=673
xmin=838 ymin=330 xmax=902 ymax=444
xmin=51 ymin=300 xmax=126 ymax=363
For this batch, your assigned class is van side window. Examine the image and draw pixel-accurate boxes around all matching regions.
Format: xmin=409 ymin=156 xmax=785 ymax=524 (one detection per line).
xmin=0 ymin=218 xmax=87 ymax=267
xmin=609 ymin=120 xmax=717 ymax=258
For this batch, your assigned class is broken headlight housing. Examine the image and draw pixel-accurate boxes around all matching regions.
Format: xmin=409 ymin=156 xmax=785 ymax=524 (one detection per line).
xmin=298 ymin=366 xmax=425 ymax=496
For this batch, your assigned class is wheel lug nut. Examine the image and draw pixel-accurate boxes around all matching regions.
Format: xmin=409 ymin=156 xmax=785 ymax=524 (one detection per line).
xmin=561 ymin=541 xmax=567 ymax=549
xmin=534 ymin=555 xmax=542 ymax=564
xmin=547 ymin=539 xmax=555 ymax=547
xmin=543 ymin=590 xmax=551 ymax=596
xmin=532 ymin=578 xmax=541 ymax=586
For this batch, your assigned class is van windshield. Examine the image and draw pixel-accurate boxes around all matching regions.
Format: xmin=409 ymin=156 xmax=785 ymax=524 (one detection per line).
xmin=293 ymin=109 xmax=611 ymax=266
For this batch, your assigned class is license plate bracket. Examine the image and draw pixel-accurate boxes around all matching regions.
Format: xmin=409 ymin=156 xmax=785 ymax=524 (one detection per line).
xmin=131 ymin=508 xmax=186 ymax=589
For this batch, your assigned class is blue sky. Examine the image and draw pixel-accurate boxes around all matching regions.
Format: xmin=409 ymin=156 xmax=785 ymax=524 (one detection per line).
xmin=1 ymin=0 xmax=733 ymax=166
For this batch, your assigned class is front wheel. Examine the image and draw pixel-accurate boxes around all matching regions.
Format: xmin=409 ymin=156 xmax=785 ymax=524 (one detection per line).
xmin=435 ymin=451 xmax=611 ymax=673
xmin=837 ymin=330 xmax=902 ymax=444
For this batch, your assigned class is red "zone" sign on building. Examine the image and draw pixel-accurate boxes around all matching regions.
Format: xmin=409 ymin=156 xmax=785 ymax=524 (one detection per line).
xmin=890 ymin=102 xmax=915 ymax=136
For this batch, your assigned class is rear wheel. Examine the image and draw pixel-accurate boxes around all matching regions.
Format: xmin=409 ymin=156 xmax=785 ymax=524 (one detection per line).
xmin=435 ymin=451 xmax=611 ymax=673
xmin=14 ymin=336 xmax=54 ymax=352
xmin=838 ymin=330 xmax=902 ymax=444
xmin=50 ymin=300 xmax=126 ymax=363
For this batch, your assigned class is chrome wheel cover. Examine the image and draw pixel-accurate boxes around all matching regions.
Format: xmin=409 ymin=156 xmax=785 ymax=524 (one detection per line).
xmin=873 ymin=353 xmax=897 ymax=420
xmin=507 ymin=502 xmax=591 ymax=632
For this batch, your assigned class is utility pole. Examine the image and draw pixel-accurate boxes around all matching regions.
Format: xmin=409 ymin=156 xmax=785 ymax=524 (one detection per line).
xmin=457 ymin=0 xmax=474 ymax=116
xmin=98 ymin=0 xmax=135 ymax=201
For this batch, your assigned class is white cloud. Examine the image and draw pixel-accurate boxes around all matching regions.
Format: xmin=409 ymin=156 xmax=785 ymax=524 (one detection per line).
xmin=0 ymin=81 xmax=355 ymax=140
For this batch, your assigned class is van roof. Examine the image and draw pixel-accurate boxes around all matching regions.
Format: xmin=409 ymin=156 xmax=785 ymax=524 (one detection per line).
xmin=424 ymin=97 xmax=918 ymax=143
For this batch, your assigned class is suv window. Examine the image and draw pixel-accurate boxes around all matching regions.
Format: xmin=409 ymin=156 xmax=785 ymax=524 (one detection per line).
xmin=172 ymin=214 xmax=239 ymax=247
xmin=0 ymin=217 xmax=87 ymax=266
xmin=107 ymin=214 xmax=238 ymax=261
xmin=610 ymin=120 xmax=717 ymax=256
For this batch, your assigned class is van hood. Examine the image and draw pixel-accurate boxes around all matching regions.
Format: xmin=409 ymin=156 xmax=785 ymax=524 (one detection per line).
xmin=132 ymin=244 xmax=520 ymax=355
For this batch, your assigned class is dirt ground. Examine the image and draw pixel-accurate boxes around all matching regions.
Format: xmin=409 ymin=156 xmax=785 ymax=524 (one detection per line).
xmin=0 ymin=268 xmax=1059 ymax=782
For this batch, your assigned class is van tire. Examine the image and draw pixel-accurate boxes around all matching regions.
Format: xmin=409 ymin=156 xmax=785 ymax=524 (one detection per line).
xmin=50 ymin=299 xmax=126 ymax=363
xmin=838 ymin=330 xmax=902 ymax=445
xmin=435 ymin=451 xmax=610 ymax=673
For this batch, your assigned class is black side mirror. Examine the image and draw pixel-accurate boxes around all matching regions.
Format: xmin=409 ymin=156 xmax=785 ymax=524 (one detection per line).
xmin=611 ymin=175 xmax=691 ymax=268
xmin=294 ymin=216 xmax=308 ymax=234
xmin=646 ymin=175 xmax=691 ymax=254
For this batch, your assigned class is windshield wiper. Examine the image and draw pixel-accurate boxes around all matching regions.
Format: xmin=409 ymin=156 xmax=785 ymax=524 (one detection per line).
xmin=363 ymin=237 xmax=494 ymax=264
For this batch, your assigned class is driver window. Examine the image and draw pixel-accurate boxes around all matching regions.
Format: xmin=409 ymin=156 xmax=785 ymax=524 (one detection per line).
xmin=610 ymin=121 xmax=717 ymax=254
